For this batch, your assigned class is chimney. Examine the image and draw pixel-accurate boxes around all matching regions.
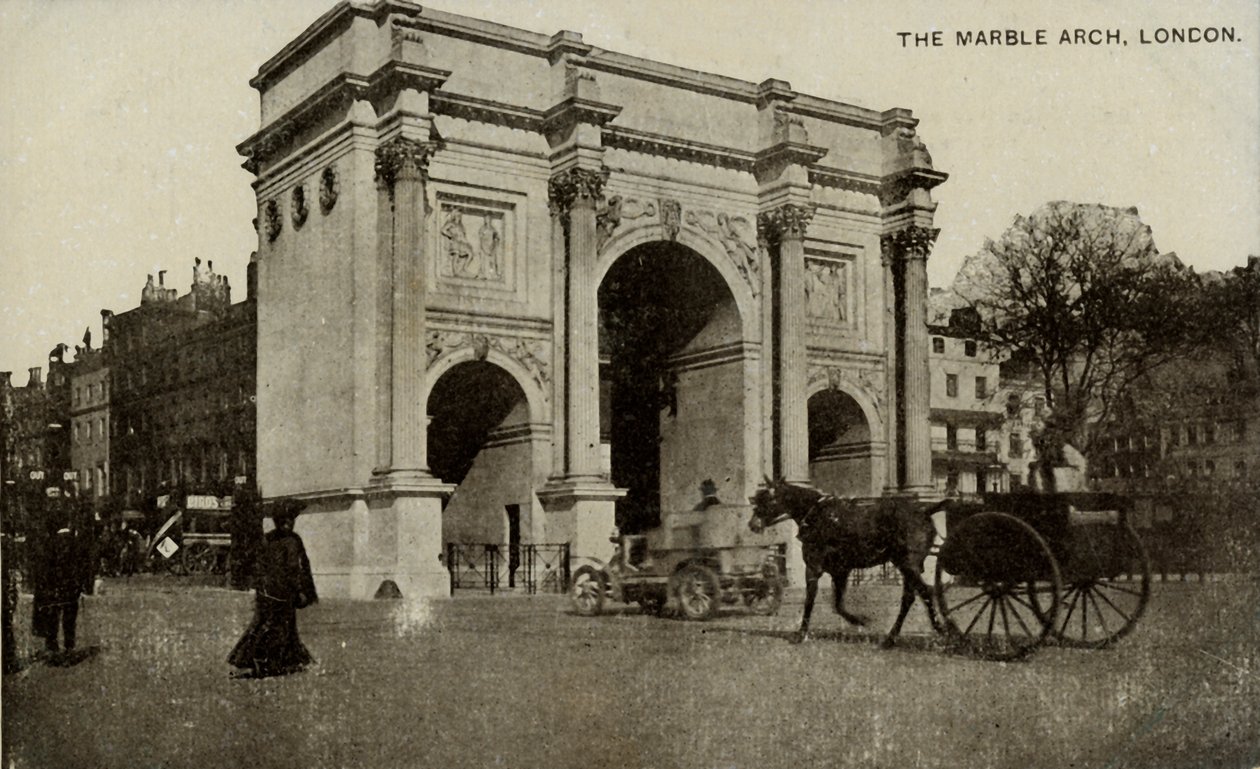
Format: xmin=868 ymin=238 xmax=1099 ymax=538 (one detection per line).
xmin=159 ymin=270 xmax=167 ymax=287
xmin=100 ymin=309 xmax=113 ymax=347
xmin=247 ymin=252 xmax=258 ymax=300
xmin=1 ymin=371 xmax=11 ymax=388
xmin=27 ymin=366 xmax=42 ymax=387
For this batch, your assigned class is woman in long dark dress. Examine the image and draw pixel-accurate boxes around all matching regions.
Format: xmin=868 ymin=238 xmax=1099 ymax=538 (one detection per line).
xmin=228 ymin=502 xmax=317 ymax=677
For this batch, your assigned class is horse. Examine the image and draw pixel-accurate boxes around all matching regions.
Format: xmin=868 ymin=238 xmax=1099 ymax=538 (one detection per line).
xmin=749 ymin=478 xmax=946 ymax=648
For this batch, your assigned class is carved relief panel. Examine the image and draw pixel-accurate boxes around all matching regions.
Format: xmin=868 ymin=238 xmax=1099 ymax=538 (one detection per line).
xmin=803 ymin=251 xmax=854 ymax=329
xmin=430 ymin=191 xmax=521 ymax=299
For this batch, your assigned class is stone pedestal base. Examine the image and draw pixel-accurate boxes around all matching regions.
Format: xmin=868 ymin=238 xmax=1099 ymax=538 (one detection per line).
xmin=295 ymin=481 xmax=453 ymax=600
xmin=537 ymin=478 xmax=625 ymax=565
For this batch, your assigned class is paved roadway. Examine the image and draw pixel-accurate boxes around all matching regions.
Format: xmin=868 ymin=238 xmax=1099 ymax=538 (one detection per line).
xmin=2 ymin=578 xmax=1257 ymax=769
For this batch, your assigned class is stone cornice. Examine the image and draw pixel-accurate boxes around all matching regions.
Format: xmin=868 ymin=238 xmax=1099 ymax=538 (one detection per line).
xmin=808 ymin=166 xmax=882 ymax=197
xmin=369 ymin=60 xmax=452 ymax=100
xmin=603 ymin=126 xmax=756 ymax=171
xmin=754 ymin=141 xmax=829 ymax=179
xmin=880 ymin=225 xmax=940 ymax=263
xmin=758 ymin=203 xmax=817 ymax=243
xmin=879 ymin=168 xmax=949 ymax=208
xmin=250 ymin=2 xmax=889 ymax=130
xmin=238 ymin=61 xmax=450 ymax=174
xmin=432 ymin=92 xmax=544 ymax=132
xmin=238 ymin=72 xmax=371 ymax=173
xmin=541 ymin=97 xmax=622 ymax=136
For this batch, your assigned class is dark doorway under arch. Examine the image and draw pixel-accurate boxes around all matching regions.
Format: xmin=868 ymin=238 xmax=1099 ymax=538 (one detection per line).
xmin=808 ymin=388 xmax=876 ymax=497
xmin=598 ymin=241 xmax=743 ymax=533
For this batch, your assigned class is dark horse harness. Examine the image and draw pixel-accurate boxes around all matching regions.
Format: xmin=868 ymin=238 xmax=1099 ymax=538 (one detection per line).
xmin=762 ymin=492 xmax=838 ymax=537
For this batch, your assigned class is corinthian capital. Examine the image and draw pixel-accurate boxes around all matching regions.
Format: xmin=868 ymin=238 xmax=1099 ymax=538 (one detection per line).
xmin=375 ymin=137 xmax=437 ymax=190
xmin=757 ymin=203 xmax=816 ymax=244
xmin=548 ymin=167 xmax=609 ymax=217
xmin=880 ymin=225 xmax=940 ymax=263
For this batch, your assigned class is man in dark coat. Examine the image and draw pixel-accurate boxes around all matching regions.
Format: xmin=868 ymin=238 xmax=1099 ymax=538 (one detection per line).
xmin=228 ymin=500 xmax=317 ymax=677
xmin=31 ymin=499 xmax=92 ymax=662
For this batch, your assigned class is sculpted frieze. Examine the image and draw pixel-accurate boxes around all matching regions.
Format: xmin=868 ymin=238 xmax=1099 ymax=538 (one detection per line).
xmin=808 ymin=364 xmax=886 ymax=418
xmin=659 ymin=198 xmax=682 ymax=241
xmin=426 ymin=330 xmax=551 ymax=397
xmin=684 ymin=208 xmax=761 ymax=296
xmin=595 ymin=196 xmax=657 ymax=251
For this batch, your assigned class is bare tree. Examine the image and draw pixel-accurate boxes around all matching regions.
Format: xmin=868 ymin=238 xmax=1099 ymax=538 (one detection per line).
xmin=1201 ymin=256 xmax=1260 ymax=385
xmin=953 ymin=202 xmax=1200 ymax=456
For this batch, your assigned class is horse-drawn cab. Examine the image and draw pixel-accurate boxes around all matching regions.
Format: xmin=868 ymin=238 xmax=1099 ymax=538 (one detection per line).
xmin=570 ymin=504 xmax=785 ymax=621
xmin=748 ymin=478 xmax=1151 ymax=660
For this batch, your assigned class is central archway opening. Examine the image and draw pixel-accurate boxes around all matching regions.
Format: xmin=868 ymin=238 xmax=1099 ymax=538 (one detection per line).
xmin=598 ymin=241 xmax=745 ymax=533
xmin=428 ymin=360 xmax=534 ymax=547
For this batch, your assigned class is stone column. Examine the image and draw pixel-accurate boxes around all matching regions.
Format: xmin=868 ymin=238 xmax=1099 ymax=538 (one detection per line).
xmin=882 ymin=225 xmax=938 ymax=493
xmin=759 ymin=204 xmax=815 ymax=484
xmin=548 ymin=167 xmax=607 ymax=480
xmin=373 ymin=137 xmax=436 ymax=482
xmin=881 ymin=250 xmax=900 ymax=491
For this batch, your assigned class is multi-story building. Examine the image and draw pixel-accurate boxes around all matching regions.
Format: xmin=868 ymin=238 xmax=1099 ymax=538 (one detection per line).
xmin=106 ymin=259 xmax=257 ymax=507
xmin=928 ymin=306 xmax=1022 ymax=495
xmin=69 ymin=325 xmax=111 ymax=504
xmin=1 ymin=355 xmax=74 ymax=485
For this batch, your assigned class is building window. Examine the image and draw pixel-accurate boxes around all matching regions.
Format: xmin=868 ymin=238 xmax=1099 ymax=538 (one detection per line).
xmin=945 ymin=470 xmax=959 ymax=493
xmin=976 ymin=429 xmax=987 ymax=451
xmin=1236 ymin=459 xmax=1247 ymax=478
xmin=1235 ymin=420 xmax=1248 ymax=442
xmin=946 ymin=424 xmax=958 ymax=450
xmin=1168 ymin=425 xmax=1180 ymax=447
xmin=1010 ymin=433 xmax=1024 ymax=458
xmin=946 ymin=374 xmax=958 ymax=398
xmin=1187 ymin=425 xmax=1198 ymax=446
xmin=975 ymin=377 xmax=988 ymax=399
xmin=932 ymin=337 xmax=945 ymax=354
xmin=1204 ymin=423 xmax=1216 ymax=445
xmin=964 ymin=340 xmax=977 ymax=357
xmin=1204 ymin=459 xmax=1215 ymax=477
xmin=1033 ymin=396 xmax=1045 ymax=416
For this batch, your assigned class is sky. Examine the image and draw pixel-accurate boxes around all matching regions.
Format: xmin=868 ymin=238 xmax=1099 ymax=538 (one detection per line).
xmin=2 ymin=0 xmax=1257 ymax=379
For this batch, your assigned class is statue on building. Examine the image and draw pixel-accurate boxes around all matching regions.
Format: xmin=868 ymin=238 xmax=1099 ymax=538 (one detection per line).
xmin=441 ymin=209 xmax=479 ymax=279
xmin=804 ymin=261 xmax=846 ymax=322
xmin=478 ymin=215 xmax=501 ymax=279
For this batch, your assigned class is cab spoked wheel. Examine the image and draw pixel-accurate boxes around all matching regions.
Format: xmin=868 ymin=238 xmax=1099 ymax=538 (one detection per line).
xmin=935 ymin=512 xmax=1062 ymax=661
xmin=569 ymin=565 xmax=607 ymax=616
xmin=1053 ymin=522 xmax=1151 ymax=649
xmin=672 ymin=564 xmax=721 ymax=621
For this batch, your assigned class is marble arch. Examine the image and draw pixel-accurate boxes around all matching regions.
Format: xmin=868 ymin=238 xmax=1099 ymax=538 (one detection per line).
xmin=241 ymin=2 xmax=946 ymax=598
